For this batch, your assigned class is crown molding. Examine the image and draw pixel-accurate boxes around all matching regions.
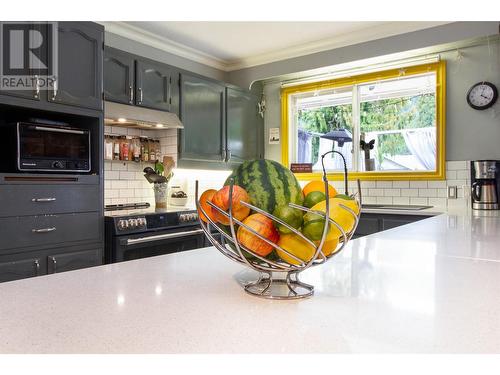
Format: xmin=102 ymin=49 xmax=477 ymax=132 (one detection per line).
xmin=100 ymin=21 xmax=451 ymax=72
xmin=100 ymin=21 xmax=229 ymax=71
xmin=224 ymin=22 xmax=451 ymax=71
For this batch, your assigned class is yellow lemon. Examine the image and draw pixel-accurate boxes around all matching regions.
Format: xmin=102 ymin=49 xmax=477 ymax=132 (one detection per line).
xmin=305 ymin=197 xmax=360 ymax=239
xmin=315 ymin=237 xmax=340 ymax=257
xmin=277 ymin=233 xmax=318 ymax=266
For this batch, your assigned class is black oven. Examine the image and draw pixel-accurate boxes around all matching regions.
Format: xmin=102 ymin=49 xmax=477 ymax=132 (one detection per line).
xmin=108 ymin=226 xmax=206 ymax=263
xmin=104 ymin=206 xmax=210 ymax=264
xmin=13 ymin=121 xmax=91 ymax=172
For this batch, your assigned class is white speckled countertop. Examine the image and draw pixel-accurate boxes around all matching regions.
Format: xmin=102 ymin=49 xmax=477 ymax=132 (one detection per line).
xmin=1 ymin=208 xmax=499 ymax=353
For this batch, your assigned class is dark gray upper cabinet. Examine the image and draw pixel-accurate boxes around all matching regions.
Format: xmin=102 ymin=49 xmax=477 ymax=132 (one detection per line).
xmin=104 ymin=47 xmax=134 ymax=104
xmin=179 ymin=73 xmax=225 ymax=163
xmin=226 ymin=87 xmax=262 ymax=163
xmin=135 ymin=59 xmax=171 ymax=111
xmin=48 ymin=22 xmax=103 ymax=111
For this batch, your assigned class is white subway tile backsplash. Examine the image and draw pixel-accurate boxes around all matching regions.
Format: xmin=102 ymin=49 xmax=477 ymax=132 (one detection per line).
xmin=384 ymin=189 xmax=400 ymax=197
xmin=376 ymin=181 xmax=392 ymax=188
xmin=410 ymin=181 xmax=427 ymax=188
xmin=376 ymin=196 xmax=393 ymax=204
xmin=419 ymin=188 xmax=437 ymax=197
xmin=111 ymin=180 xmax=128 ymax=189
xmin=456 ymin=170 xmax=470 ymax=180
xmin=446 ymin=170 xmax=457 ymax=179
xmin=392 ymin=181 xmax=409 ymax=188
xmin=362 ymin=196 xmax=377 ymax=204
xmin=368 ymin=188 xmax=384 ymax=196
xmin=410 ymin=197 xmax=428 ymax=205
xmin=446 ymin=161 xmax=467 ymax=170
xmin=393 ymin=197 xmax=410 ymax=205
xmin=428 ymin=180 xmax=447 ymax=188
xmin=111 ymin=162 xmax=127 ymax=171
xmin=447 ymin=179 xmax=466 ymax=187
xmin=360 ymin=181 xmax=376 ymax=188
xmin=401 ymin=189 xmax=419 ymax=197
xmin=105 ymin=171 xmax=119 ymax=180
xmin=119 ymin=171 xmax=136 ymax=180
xmin=428 ymin=198 xmax=447 ymax=207
xmin=437 ymin=189 xmax=448 ymax=198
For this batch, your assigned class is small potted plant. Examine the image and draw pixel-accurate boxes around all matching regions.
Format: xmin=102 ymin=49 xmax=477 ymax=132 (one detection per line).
xmin=143 ymin=156 xmax=175 ymax=209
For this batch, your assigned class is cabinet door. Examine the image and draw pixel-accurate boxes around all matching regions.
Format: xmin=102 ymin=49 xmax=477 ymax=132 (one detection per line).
xmin=0 ymin=257 xmax=42 ymax=283
xmin=48 ymin=22 xmax=103 ymax=110
xmin=179 ymin=73 xmax=225 ymax=162
xmin=135 ymin=59 xmax=171 ymax=111
xmin=47 ymin=248 xmax=101 ymax=274
xmin=0 ymin=22 xmax=43 ymax=102
xmin=226 ymin=87 xmax=262 ymax=163
xmin=104 ymin=47 xmax=134 ymax=104
xmin=354 ymin=215 xmax=381 ymax=236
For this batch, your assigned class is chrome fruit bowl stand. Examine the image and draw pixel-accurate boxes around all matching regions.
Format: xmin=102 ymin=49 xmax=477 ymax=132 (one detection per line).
xmin=195 ymin=152 xmax=362 ymax=300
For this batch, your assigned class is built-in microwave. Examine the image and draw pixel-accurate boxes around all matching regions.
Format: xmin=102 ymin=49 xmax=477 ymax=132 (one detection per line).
xmin=12 ymin=122 xmax=91 ymax=173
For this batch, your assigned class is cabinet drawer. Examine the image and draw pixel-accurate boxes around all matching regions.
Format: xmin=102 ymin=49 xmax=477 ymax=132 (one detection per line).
xmin=47 ymin=248 xmax=101 ymax=274
xmin=0 ymin=185 xmax=100 ymax=217
xmin=0 ymin=212 xmax=102 ymax=250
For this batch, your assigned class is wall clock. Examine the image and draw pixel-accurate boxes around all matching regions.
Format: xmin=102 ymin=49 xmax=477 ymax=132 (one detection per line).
xmin=466 ymin=81 xmax=498 ymax=110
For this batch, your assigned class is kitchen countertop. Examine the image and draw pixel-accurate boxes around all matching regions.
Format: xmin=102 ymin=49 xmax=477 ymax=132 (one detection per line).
xmin=361 ymin=205 xmax=445 ymax=216
xmin=1 ymin=208 xmax=499 ymax=353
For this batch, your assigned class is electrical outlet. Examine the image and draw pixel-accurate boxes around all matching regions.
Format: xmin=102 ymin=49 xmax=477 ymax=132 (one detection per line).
xmin=448 ymin=186 xmax=457 ymax=199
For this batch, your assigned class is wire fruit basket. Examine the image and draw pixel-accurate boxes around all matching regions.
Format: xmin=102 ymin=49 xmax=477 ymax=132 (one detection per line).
xmin=195 ymin=152 xmax=362 ymax=300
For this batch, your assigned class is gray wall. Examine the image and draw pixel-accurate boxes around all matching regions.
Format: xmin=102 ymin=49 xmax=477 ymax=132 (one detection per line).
xmin=227 ymin=22 xmax=499 ymax=89
xmin=261 ymin=40 xmax=500 ymax=163
xmin=105 ymin=31 xmax=227 ymax=81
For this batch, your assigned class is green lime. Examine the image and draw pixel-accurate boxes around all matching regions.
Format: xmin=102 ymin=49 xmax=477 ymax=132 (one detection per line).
xmin=335 ymin=194 xmax=355 ymax=200
xmin=273 ymin=205 xmax=303 ymax=234
xmin=303 ymin=209 xmax=324 ymax=223
xmin=302 ymin=219 xmax=328 ymax=241
xmin=303 ymin=191 xmax=326 ymax=208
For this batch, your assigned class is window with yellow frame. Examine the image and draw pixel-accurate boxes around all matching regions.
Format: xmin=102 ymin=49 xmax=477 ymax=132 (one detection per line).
xmin=281 ymin=61 xmax=446 ymax=181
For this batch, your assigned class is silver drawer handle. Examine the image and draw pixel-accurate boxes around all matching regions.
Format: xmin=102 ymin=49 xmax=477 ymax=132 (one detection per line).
xmin=50 ymin=256 xmax=57 ymax=273
xmin=34 ymin=259 xmax=40 ymax=276
xmin=32 ymin=227 xmax=56 ymax=233
xmin=32 ymin=197 xmax=57 ymax=202
xmin=125 ymin=228 xmax=204 ymax=246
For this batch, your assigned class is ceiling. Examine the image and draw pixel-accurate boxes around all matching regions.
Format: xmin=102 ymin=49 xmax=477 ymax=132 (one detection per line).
xmin=104 ymin=21 xmax=450 ymax=71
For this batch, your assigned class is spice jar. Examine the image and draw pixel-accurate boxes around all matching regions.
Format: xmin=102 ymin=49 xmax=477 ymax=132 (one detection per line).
xmin=113 ymin=135 xmax=120 ymax=160
xmin=120 ymin=135 xmax=129 ymax=161
xmin=104 ymin=135 xmax=113 ymax=160
xmin=149 ymin=138 xmax=156 ymax=162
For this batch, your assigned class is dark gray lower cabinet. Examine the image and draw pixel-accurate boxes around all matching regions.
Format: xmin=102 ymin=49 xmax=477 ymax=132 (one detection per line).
xmin=47 ymin=248 xmax=101 ymax=274
xmin=354 ymin=213 xmax=432 ymax=238
xmin=0 ymin=256 xmax=42 ymax=283
xmin=226 ymin=87 xmax=262 ymax=163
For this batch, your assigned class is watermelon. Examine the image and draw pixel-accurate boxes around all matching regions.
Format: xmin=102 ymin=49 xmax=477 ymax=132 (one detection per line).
xmin=224 ymin=160 xmax=304 ymax=215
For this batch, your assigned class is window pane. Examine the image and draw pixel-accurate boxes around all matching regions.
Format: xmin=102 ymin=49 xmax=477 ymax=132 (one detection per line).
xmin=358 ymin=73 xmax=437 ymax=172
xmin=294 ymin=87 xmax=354 ymax=171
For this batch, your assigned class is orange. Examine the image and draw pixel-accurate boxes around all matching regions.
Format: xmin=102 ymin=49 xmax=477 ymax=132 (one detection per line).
xmin=198 ymin=189 xmax=217 ymax=223
xmin=302 ymin=180 xmax=337 ymax=198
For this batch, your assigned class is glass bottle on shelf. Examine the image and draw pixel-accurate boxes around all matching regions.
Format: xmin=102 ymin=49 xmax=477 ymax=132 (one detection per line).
xmin=142 ymin=137 xmax=149 ymax=162
xmin=155 ymin=140 xmax=162 ymax=161
xmin=113 ymin=135 xmax=120 ymax=160
xmin=121 ymin=136 xmax=129 ymax=161
xmin=132 ymin=137 xmax=141 ymax=162
xmin=104 ymin=135 xmax=113 ymax=160
xmin=149 ymin=138 xmax=156 ymax=162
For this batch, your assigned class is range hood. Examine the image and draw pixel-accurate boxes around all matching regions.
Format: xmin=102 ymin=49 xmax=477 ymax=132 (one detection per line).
xmin=104 ymin=101 xmax=184 ymax=129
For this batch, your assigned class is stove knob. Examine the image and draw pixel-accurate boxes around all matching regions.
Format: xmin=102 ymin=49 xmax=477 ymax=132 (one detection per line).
xmin=117 ymin=220 xmax=129 ymax=230
xmin=129 ymin=219 xmax=138 ymax=228
xmin=179 ymin=214 xmax=186 ymax=223
xmin=138 ymin=218 xmax=146 ymax=227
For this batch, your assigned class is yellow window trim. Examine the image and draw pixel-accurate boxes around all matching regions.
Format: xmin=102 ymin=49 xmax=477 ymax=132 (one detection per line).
xmin=280 ymin=61 xmax=446 ymax=181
